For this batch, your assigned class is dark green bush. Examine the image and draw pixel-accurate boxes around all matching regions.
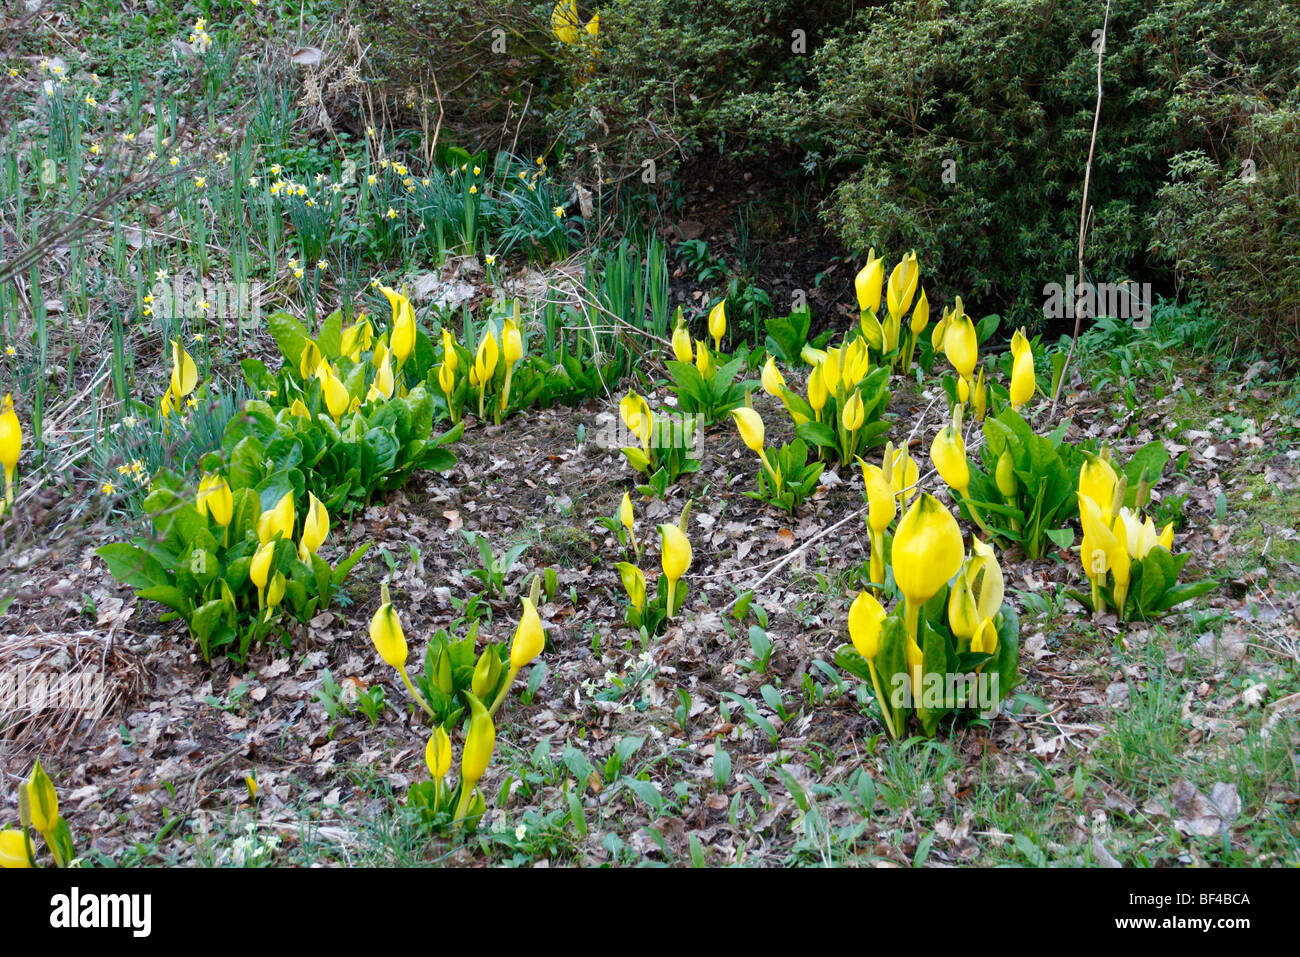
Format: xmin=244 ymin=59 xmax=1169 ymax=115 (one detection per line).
xmin=361 ymin=0 xmax=1300 ymax=353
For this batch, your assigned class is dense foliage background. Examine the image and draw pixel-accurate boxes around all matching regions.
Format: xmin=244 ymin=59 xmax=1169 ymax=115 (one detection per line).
xmin=365 ymin=0 xmax=1300 ymax=350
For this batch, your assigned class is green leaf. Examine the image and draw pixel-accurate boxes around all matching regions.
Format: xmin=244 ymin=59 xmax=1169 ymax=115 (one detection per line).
xmin=267 ymin=311 xmax=312 ymax=368
xmin=97 ymin=544 xmax=170 ymax=589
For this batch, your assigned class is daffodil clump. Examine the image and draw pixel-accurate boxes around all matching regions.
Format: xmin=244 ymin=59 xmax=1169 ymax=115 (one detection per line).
xmin=0 ymin=760 xmax=75 ymax=868
xmin=617 ymin=390 xmax=701 ymax=496
xmin=664 ymin=303 xmax=751 ymax=426
xmin=1071 ymin=453 xmax=1215 ymax=620
xmin=764 ymin=330 xmax=892 ymax=467
xmin=838 ymin=489 xmax=1021 ymax=738
xmin=856 ymin=249 xmax=931 ymax=375
xmin=614 ymin=502 xmax=693 ymax=638
xmin=369 ymin=579 xmax=548 ymax=831
xmin=729 ymin=404 xmax=824 ymax=515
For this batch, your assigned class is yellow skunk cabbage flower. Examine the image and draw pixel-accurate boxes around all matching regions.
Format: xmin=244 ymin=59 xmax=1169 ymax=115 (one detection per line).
xmin=25 ymin=759 xmax=58 ymax=835
xmin=972 ymin=366 xmax=987 ymax=421
xmin=659 ymin=522 xmax=692 ymax=617
xmin=730 ymin=406 xmax=765 ymax=455
xmin=883 ymin=441 xmax=919 ymax=510
xmin=251 ymin=539 xmax=275 ymax=609
xmin=472 ymin=649 xmax=499 ymax=701
xmin=1079 ymin=454 xmax=1119 ymax=520
xmin=947 ymin=566 xmax=980 ymax=641
xmin=340 ymin=318 xmax=374 ymax=362
xmin=807 ymin=365 xmax=827 ymax=415
xmin=708 ymin=299 xmax=727 ymax=351
xmin=551 ymin=0 xmax=581 ymax=43
xmin=801 ymin=343 xmax=828 ymax=366
xmin=910 ymin=287 xmax=930 ymax=334
xmin=441 ymin=328 xmax=460 ymax=374
xmin=931 ymin=309 xmax=951 ymax=353
xmin=289 ymin=398 xmax=310 ymax=419
xmin=842 ymin=390 xmax=865 ymax=432
xmin=821 ymin=348 xmax=842 ymax=395
xmin=855 ymin=249 xmax=884 ymax=316
xmin=616 ymin=561 xmax=647 ymax=612
xmin=197 ymin=473 xmax=233 ymax=526
xmin=368 ymin=348 xmax=395 ymax=402
xmin=620 ymin=492 xmax=635 ymax=534
xmin=893 ymin=493 xmax=964 ymax=639
xmin=0 ymin=395 xmax=22 ymax=511
xmin=0 ymin=829 xmax=34 ymax=868
xmin=1157 ymin=523 xmax=1174 ymax=551
xmin=510 ymin=597 xmax=545 ymax=671
xmin=860 ymin=309 xmax=885 ymax=352
xmin=474 ymin=331 xmax=499 ymax=385
xmin=369 ymin=595 xmax=407 ymax=669
xmin=298 ymin=340 xmax=323 ymax=381
xmin=620 ymin=392 xmax=652 ymax=449
xmin=502 ymin=318 xmax=524 ymax=368
xmin=170 ymin=339 xmax=198 ymax=400
xmin=886 ymin=251 xmax=919 ymax=321
xmin=380 ymin=287 xmax=417 ymax=364
xmin=930 ymin=413 xmax=970 ymax=497
xmin=1078 ymin=492 xmax=1127 ymax=612
xmin=159 ymin=387 xmax=177 ymax=419
xmin=943 ymin=310 xmax=978 ymax=382
xmin=315 ymin=359 xmax=351 ymax=423
xmin=761 ymin=355 xmax=786 ymax=397
xmin=970 ymin=616 xmax=998 ymax=658
xmin=426 ymin=725 xmax=452 ymax=780
xmin=848 ymin=590 xmax=885 ymax=660
xmin=672 ymin=323 xmax=693 ymax=364
xmin=694 ymin=339 xmax=714 ymax=378
xmin=844 ymin=338 xmax=870 ymax=384
xmin=860 ymin=461 xmax=896 ymax=534
xmin=1009 ymin=327 xmax=1035 ymax=409
xmin=258 ymin=491 xmax=295 ymax=544
xmin=298 ymin=492 xmax=329 ymax=560
xmin=457 ymin=695 xmax=495 ymax=821
xmin=265 ymin=570 xmax=286 ymax=618
xmin=438 ymin=359 xmax=456 ymax=400
xmin=969 ymin=537 xmax=1005 ymax=620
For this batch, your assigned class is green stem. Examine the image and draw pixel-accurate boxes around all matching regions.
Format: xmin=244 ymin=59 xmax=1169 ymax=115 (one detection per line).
xmin=867 ymin=659 xmax=898 ymax=739
xmin=398 ymin=664 xmax=437 ymax=720
xmin=959 ymin=491 xmax=992 ymax=534
xmin=487 ymin=663 xmax=520 ymax=718
xmin=453 ymin=781 xmax=476 ymax=824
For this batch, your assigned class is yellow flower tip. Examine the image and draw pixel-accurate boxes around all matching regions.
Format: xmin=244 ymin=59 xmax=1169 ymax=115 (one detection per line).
xmin=729 ymin=406 xmax=765 ymax=455
xmin=510 ymin=597 xmax=546 ymax=670
xmin=855 ymin=251 xmax=884 ymax=315
xmin=671 ymin=323 xmax=693 ymax=364
xmin=892 ymin=493 xmax=965 ymax=608
xmin=619 ymin=492 xmax=634 ymax=531
xmin=0 ymin=829 xmax=35 ymax=868
xmin=761 ymin=355 xmax=786 ymax=397
xmin=369 ymin=600 xmax=408 ymax=669
xmin=708 ymin=299 xmax=727 ymax=347
xmin=658 ymin=523 xmax=692 ymax=584
xmin=426 ymin=725 xmax=452 ymax=779
xmin=848 ymin=591 xmax=885 ymax=660
xmin=460 ymin=694 xmax=496 ymax=787
xmin=298 ymin=492 xmax=329 ymax=559
xmin=615 ymin=561 xmax=647 ymax=611
xmin=930 ymin=419 xmax=970 ymax=495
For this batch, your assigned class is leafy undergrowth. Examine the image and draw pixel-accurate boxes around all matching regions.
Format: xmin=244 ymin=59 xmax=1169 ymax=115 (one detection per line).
xmin=3 ymin=346 xmax=1297 ymax=867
